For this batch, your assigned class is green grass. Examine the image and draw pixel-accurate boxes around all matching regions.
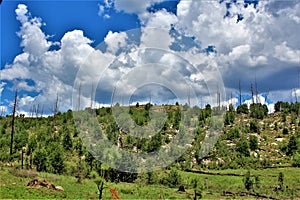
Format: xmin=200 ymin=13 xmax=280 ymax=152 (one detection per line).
xmin=0 ymin=167 xmax=191 ymax=199
xmin=1 ymin=167 xmax=300 ymax=199
xmin=179 ymin=167 xmax=300 ymax=199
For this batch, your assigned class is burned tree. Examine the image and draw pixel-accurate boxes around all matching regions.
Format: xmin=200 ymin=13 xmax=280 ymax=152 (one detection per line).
xmin=10 ymin=89 xmax=18 ymax=156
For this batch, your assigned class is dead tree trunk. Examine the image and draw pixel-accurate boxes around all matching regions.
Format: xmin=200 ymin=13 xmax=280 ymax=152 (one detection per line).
xmin=77 ymin=83 xmax=82 ymax=111
xmin=250 ymin=83 xmax=254 ymax=105
xmin=29 ymin=148 xmax=33 ymax=169
xmin=53 ymin=93 xmax=59 ymax=133
xmin=255 ymin=77 xmax=259 ymax=103
xmin=21 ymin=148 xmax=24 ymax=169
xmin=10 ymin=89 xmax=18 ymax=157
xmin=90 ymin=83 xmax=94 ymax=109
xmin=111 ymin=85 xmax=116 ymax=113
xmin=239 ymin=80 xmax=242 ymax=106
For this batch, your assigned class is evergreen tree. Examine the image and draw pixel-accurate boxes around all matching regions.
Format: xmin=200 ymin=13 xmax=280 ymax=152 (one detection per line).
xmin=287 ymin=135 xmax=298 ymax=156
xmin=237 ymin=104 xmax=249 ymax=114
xmin=48 ymin=143 xmax=65 ymax=174
xmin=62 ymin=131 xmax=73 ymax=151
xmin=249 ymin=135 xmax=258 ymax=151
xmin=236 ymin=136 xmax=250 ymax=157
xmin=33 ymin=148 xmax=47 ymax=172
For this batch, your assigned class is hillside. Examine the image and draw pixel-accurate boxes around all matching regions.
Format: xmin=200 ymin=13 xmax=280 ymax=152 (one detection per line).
xmin=0 ymin=101 xmax=299 ymax=199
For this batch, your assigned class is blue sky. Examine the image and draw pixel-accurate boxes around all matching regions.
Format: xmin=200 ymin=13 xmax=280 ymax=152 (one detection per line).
xmin=1 ymin=0 xmax=140 ymax=67
xmin=0 ymin=0 xmax=299 ymax=115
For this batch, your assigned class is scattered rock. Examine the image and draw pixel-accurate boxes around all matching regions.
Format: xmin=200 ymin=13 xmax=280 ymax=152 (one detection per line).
xmin=251 ymin=152 xmax=258 ymax=158
xmin=217 ymin=158 xmax=225 ymax=164
xmin=27 ymin=178 xmax=56 ymax=190
xmin=227 ymin=142 xmax=236 ymax=147
xmin=55 ymin=186 xmax=64 ymax=191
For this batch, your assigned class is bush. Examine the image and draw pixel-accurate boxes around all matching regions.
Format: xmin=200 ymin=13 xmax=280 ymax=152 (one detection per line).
xmin=243 ymin=170 xmax=253 ymax=191
xmin=250 ymin=103 xmax=268 ymax=119
xmin=278 ymin=172 xmax=284 ymax=191
xmin=274 ymin=122 xmax=278 ymax=131
xmin=237 ymin=104 xmax=249 ymax=114
xmin=47 ymin=143 xmax=65 ymax=174
xmin=280 ymin=141 xmax=288 ymax=154
xmin=191 ymin=177 xmax=203 ymax=199
xmin=227 ymin=128 xmax=240 ymax=140
xmin=89 ymin=170 xmax=99 ymax=179
xmin=14 ymin=130 xmax=29 ymax=151
xmin=274 ymin=101 xmax=290 ymax=112
xmin=282 ymin=127 xmax=289 ymax=135
xmin=281 ymin=113 xmax=287 ymax=122
xmin=33 ymin=149 xmax=47 ymax=172
xmin=250 ymin=119 xmax=260 ymax=133
xmin=1 ymin=126 xmax=5 ymax=135
xmin=62 ymin=131 xmax=73 ymax=151
xmin=146 ymin=172 xmax=158 ymax=184
xmin=249 ymin=135 xmax=258 ymax=151
xmin=162 ymin=168 xmax=182 ymax=188
xmin=292 ymin=153 xmax=300 ymax=167
xmin=224 ymin=111 xmax=235 ymax=125
xmin=287 ymin=135 xmax=298 ymax=156
xmin=236 ymin=137 xmax=250 ymax=157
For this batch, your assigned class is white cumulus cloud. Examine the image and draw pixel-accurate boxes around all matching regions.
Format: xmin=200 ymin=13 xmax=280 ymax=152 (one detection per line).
xmin=104 ymin=31 xmax=128 ymax=55
xmin=1 ymin=1 xmax=300 ymax=114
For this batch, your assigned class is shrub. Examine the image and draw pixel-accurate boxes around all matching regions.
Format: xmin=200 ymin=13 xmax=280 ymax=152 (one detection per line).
xmin=243 ymin=171 xmax=253 ymax=191
xmin=62 ymin=131 xmax=73 ymax=151
xmin=236 ymin=137 xmax=250 ymax=157
xmin=162 ymin=168 xmax=182 ymax=188
xmin=278 ymin=172 xmax=284 ymax=191
xmin=191 ymin=177 xmax=203 ymax=199
xmin=14 ymin=130 xmax=29 ymax=151
xmin=224 ymin=112 xmax=235 ymax=125
xmin=254 ymin=175 xmax=260 ymax=189
xmin=249 ymin=135 xmax=258 ymax=151
xmin=287 ymin=135 xmax=298 ymax=156
xmin=237 ymin=104 xmax=249 ymax=114
xmin=281 ymin=113 xmax=287 ymax=122
xmin=274 ymin=122 xmax=278 ymax=131
xmin=146 ymin=172 xmax=158 ymax=185
xmin=47 ymin=143 xmax=65 ymax=174
xmin=250 ymin=119 xmax=260 ymax=133
xmin=250 ymin=103 xmax=268 ymax=119
xmin=227 ymin=128 xmax=240 ymax=140
xmin=89 ymin=170 xmax=99 ymax=179
xmin=280 ymin=141 xmax=288 ymax=154
xmin=274 ymin=101 xmax=290 ymax=112
xmin=1 ymin=126 xmax=5 ymax=135
xmin=292 ymin=153 xmax=300 ymax=167
xmin=282 ymin=127 xmax=289 ymax=135
xmin=291 ymin=113 xmax=297 ymax=125
xmin=33 ymin=149 xmax=47 ymax=172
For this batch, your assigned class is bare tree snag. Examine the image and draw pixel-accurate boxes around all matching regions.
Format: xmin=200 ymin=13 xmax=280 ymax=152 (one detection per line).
xmin=77 ymin=83 xmax=82 ymax=111
xmin=10 ymin=89 xmax=18 ymax=156
xmin=111 ymin=85 xmax=116 ymax=113
xmin=239 ymin=80 xmax=242 ymax=106
xmin=29 ymin=148 xmax=33 ymax=169
xmin=53 ymin=93 xmax=59 ymax=132
xmin=251 ymin=83 xmax=254 ymax=105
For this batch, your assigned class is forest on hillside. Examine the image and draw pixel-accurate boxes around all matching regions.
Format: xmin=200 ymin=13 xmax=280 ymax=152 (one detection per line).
xmin=0 ymin=101 xmax=299 ymax=199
